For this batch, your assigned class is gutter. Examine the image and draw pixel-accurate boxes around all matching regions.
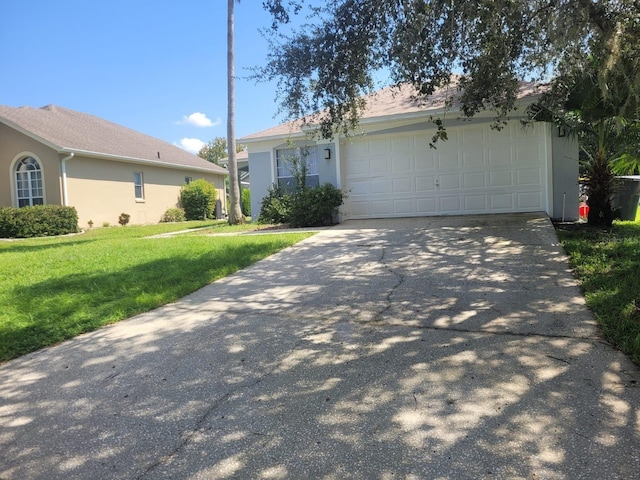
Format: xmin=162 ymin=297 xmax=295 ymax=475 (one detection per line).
xmin=60 ymin=152 xmax=75 ymax=206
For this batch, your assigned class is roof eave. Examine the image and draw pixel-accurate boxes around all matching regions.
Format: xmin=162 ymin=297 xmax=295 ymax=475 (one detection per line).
xmin=59 ymin=148 xmax=228 ymax=175
xmin=241 ymin=94 xmax=540 ymax=143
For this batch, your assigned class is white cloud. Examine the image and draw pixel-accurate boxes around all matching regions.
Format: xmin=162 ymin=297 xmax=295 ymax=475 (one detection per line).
xmin=175 ymin=138 xmax=205 ymax=154
xmin=177 ymin=112 xmax=221 ymax=127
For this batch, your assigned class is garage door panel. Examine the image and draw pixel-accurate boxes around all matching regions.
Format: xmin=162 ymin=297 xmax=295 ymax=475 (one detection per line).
xmin=391 ymin=154 xmax=412 ymax=173
xmin=517 ymin=191 xmax=543 ymax=209
xmin=490 ymin=170 xmax=513 ymax=187
xmin=392 ymin=177 xmax=413 ymax=193
xmin=370 ymin=156 xmax=390 ymax=174
xmin=440 ymin=196 xmax=462 ymax=212
xmin=371 ymin=200 xmax=394 ymax=216
xmin=462 ymin=150 xmax=486 ymax=167
xmin=416 ymin=176 xmax=436 ymax=192
xmin=393 ymin=199 xmax=414 ymax=215
xmin=342 ymin=123 xmax=547 ymax=219
xmin=463 ymin=172 xmax=487 ymax=189
xmin=437 ymin=151 xmax=461 ymax=169
xmin=516 ymin=168 xmax=542 ymax=186
xmin=416 ymin=197 xmax=438 ymax=214
xmin=488 ymin=145 xmax=513 ymax=166
xmin=464 ymin=194 xmax=488 ymax=212
xmin=491 ymin=193 xmax=515 ymax=210
xmin=439 ymin=173 xmax=460 ymax=190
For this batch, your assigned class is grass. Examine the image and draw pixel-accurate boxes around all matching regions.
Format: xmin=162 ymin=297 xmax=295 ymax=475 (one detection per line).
xmin=556 ymin=221 xmax=640 ymax=364
xmin=0 ymin=221 xmax=314 ymax=362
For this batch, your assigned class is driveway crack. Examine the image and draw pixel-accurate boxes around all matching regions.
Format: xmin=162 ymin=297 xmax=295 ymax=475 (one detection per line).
xmin=373 ymin=246 xmax=405 ymax=322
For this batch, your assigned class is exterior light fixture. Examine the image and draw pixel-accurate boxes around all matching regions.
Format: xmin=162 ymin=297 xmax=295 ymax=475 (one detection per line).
xmin=324 ymin=148 xmax=331 ymax=160
xmin=558 ymin=126 xmax=567 ymax=137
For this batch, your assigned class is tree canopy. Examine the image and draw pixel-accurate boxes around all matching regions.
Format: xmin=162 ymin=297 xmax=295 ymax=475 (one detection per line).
xmin=260 ymin=0 xmax=639 ymax=137
xmin=197 ymin=136 xmax=245 ymax=165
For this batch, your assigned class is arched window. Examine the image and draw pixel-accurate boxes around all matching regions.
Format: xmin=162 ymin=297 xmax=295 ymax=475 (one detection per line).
xmin=15 ymin=157 xmax=44 ymax=207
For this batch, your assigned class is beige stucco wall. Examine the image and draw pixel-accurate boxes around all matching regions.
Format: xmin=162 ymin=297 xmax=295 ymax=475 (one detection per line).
xmin=0 ymin=123 xmax=62 ymax=207
xmin=66 ymin=156 xmax=226 ymax=227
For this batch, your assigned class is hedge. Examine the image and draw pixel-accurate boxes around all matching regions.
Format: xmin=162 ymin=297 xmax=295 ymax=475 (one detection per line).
xmin=0 ymin=205 xmax=79 ymax=238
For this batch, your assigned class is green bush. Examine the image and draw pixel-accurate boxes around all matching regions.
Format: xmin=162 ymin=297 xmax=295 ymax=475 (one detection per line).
xmin=241 ymin=188 xmax=251 ymax=217
xmin=290 ymin=184 xmax=344 ymax=227
xmin=258 ymin=184 xmax=292 ymax=224
xmin=0 ymin=205 xmax=79 ymax=238
xmin=160 ymin=207 xmax=186 ymax=223
xmin=180 ymin=179 xmax=217 ymax=220
xmin=118 ymin=213 xmax=130 ymax=226
xmin=258 ymin=183 xmax=344 ymax=227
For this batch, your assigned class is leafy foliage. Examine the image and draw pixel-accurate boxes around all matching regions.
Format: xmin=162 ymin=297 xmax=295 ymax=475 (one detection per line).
xmin=160 ymin=207 xmax=187 ymax=223
xmin=260 ymin=0 xmax=639 ymax=138
xmin=197 ymin=137 xmax=246 ymax=165
xmin=118 ymin=213 xmax=131 ymax=226
xmin=557 ymin=221 xmax=640 ymax=365
xmin=0 ymin=205 xmax=79 ymax=238
xmin=180 ymin=179 xmax=217 ymax=220
xmin=531 ymin=56 xmax=640 ymax=226
xmin=241 ymin=188 xmax=251 ymax=217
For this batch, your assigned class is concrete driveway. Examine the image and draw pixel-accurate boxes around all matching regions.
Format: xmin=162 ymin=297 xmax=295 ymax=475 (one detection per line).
xmin=1 ymin=213 xmax=639 ymax=479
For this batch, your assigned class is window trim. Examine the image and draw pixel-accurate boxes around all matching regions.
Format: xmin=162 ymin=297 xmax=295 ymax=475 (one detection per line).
xmin=134 ymin=171 xmax=145 ymax=201
xmin=275 ymin=146 xmax=319 ymax=188
xmin=11 ymin=153 xmax=46 ymax=208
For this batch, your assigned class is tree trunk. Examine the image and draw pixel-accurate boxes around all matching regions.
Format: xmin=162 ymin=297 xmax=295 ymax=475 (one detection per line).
xmin=586 ymin=147 xmax=615 ymax=227
xmin=227 ymin=0 xmax=244 ymax=225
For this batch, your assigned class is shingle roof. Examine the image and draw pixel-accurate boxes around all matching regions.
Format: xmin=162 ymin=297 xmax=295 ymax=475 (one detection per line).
xmin=240 ymin=80 xmax=543 ymax=142
xmin=0 ymin=104 xmax=227 ymax=174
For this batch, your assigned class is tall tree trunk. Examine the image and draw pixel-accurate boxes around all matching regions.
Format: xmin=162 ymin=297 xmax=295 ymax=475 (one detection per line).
xmin=227 ymin=0 xmax=244 ymax=225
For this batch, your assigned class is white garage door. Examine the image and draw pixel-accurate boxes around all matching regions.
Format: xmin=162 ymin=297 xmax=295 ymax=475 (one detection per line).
xmin=341 ymin=122 xmax=549 ymax=219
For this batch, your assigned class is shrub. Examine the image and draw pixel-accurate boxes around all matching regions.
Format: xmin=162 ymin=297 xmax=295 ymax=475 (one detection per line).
xmin=118 ymin=213 xmax=130 ymax=226
xmin=290 ymin=184 xmax=344 ymax=227
xmin=258 ymin=184 xmax=292 ymax=224
xmin=258 ymin=183 xmax=344 ymax=227
xmin=241 ymin=188 xmax=251 ymax=217
xmin=180 ymin=179 xmax=217 ymax=220
xmin=0 ymin=205 xmax=79 ymax=238
xmin=160 ymin=207 xmax=186 ymax=223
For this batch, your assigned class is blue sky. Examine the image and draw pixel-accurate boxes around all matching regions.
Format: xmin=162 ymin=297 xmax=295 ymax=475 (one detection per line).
xmin=0 ymin=1 xmax=289 ymax=153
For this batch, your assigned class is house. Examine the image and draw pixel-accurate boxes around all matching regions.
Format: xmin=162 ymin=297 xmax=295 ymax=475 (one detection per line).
xmin=220 ymin=149 xmax=250 ymax=187
xmin=0 ymin=105 xmax=228 ymax=227
xmin=240 ymin=82 xmax=579 ymax=221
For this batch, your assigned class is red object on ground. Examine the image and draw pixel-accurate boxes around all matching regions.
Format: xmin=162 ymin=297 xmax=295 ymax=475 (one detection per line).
xmin=579 ymin=203 xmax=589 ymax=217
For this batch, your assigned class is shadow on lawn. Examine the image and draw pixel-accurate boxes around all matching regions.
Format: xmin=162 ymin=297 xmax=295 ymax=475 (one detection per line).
xmin=0 ymin=241 xmax=291 ymax=362
xmin=1 ymin=213 xmax=638 ymax=479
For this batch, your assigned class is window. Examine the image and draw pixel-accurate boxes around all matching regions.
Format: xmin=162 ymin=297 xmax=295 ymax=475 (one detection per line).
xmin=15 ymin=157 xmax=44 ymax=207
xmin=134 ymin=172 xmax=144 ymax=200
xmin=276 ymin=146 xmax=319 ymax=190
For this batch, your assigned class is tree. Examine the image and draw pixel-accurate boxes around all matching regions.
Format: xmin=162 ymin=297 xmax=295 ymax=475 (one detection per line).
xmin=260 ymin=0 xmax=639 ymax=139
xmin=227 ymin=0 xmax=244 ymax=225
xmin=530 ymin=56 xmax=640 ymax=226
xmin=197 ymin=137 xmax=245 ymax=165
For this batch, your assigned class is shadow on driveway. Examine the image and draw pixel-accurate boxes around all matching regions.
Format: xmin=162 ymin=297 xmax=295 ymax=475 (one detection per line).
xmin=1 ymin=213 xmax=638 ymax=479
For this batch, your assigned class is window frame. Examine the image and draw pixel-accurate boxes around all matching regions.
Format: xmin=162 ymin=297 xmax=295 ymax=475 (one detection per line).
xmin=14 ymin=156 xmax=44 ymax=207
xmin=134 ymin=171 xmax=145 ymax=201
xmin=275 ymin=146 xmax=319 ymax=189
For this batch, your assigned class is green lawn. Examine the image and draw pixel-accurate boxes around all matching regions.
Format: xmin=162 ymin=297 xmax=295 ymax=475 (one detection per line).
xmin=0 ymin=222 xmax=314 ymax=362
xmin=556 ymin=221 xmax=640 ymax=364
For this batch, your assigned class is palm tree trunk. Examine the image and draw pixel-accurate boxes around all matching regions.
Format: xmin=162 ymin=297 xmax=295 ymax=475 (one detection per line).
xmin=227 ymin=0 xmax=244 ymax=225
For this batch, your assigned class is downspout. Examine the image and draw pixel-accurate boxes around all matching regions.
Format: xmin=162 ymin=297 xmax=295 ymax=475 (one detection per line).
xmin=60 ymin=152 xmax=74 ymax=206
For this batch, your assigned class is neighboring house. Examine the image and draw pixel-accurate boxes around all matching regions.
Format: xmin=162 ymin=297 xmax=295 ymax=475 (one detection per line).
xmin=220 ymin=149 xmax=250 ymax=187
xmin=240 ymin=82 xmax=579 ymax=221
xmin=0 ymin=105 xmax=228 ymax=227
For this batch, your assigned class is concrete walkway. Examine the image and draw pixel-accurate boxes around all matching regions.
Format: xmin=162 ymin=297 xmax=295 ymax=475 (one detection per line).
xmin=1 ymin=213 xmax=639 ymax=479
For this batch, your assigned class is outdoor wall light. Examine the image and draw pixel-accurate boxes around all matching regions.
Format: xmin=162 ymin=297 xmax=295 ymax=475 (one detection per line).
xmin=324 ymin=148 xmax=331 ymax=160
xmin=558 ymin=125 xmax=567 ymax=137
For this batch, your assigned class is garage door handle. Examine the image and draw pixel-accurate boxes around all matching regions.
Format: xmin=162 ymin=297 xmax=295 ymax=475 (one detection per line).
xmin=435 ymin=179 xmax=440 ymax=187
